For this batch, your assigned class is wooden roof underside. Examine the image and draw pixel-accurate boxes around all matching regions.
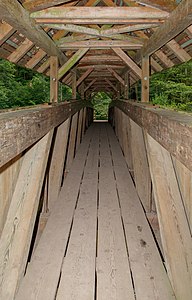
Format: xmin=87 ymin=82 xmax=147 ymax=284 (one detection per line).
xmin=0 ymin=0 xmax=191 ymax=94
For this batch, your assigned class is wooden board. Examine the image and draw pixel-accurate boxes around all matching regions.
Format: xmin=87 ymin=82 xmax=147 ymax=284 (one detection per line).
xmin=97 ymin=123 xmax=135 ymax=300
xmin=15 ymin=127 xmax=93 ymax=300
xmin=56 ymin=124 xmax=99 ymax=299
xmin=107 ymin=124 xmax=175 ymax=300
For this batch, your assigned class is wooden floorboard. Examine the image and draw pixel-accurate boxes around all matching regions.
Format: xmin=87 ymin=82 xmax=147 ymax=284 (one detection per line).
xmin=106 ymin=124 xmax=176 ymax=300
xmin=16 ymin=122 xmax=175 ymax=300
xmin=16 ymin=127 xmax=94 ymax=300
xmin=56 ymin=124 xmax=100 ymax=300
xmin=97 ymin=124 xmax=135 ymax=300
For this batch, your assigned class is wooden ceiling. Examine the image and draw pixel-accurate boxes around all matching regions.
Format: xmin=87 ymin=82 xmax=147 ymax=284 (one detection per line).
xmin=0 ymin=0 xmax=191 ymax=95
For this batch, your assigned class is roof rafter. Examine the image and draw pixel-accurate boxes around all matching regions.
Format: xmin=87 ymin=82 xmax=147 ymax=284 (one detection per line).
xmin=0 ymin=0 xmax=67 ymax=65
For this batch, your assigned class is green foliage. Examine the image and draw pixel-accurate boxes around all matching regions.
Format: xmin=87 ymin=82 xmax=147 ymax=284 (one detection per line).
xmin=0 ymin=58 xmax=73 ymax=109
xmin=150 ymin=60 xmax=192 ymax=111
xmin=92 ymin=92 xmax=112 ymax=120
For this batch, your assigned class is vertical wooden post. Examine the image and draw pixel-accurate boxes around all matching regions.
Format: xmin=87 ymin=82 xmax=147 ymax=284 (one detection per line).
xmin=141 ymin=55 xmax=150 ymax=103
xmin=124 ymin=72 xmax=129 ymax=99
xmin=50 ymin=56 xmax=58 ymax=103
xmin=72 ymin=70 xmax=77 ymax=100
xmin=65 ymin=112 xmax=78 ymax=171
xmin=80 ymin=82 xmax=85 ymax=100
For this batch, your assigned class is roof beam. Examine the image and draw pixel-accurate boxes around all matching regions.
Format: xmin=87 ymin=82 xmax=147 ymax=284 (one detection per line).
xmin=0 ymin=21 xmax=16 ymax=47
xmin=0 ymin=0 xmax=67 ymax=65
xmin=25 ymin=49 xmax=47 ymax=69
xmin=76 ymin=67 xmax=94 ymax=87
xmin=107 ymin=67 xmax=125 ymax=86
xmin=85 ymin=78 xmax=97 ymax=92
xmin=105 ymin=78 xmax=118 ymax=92
xmin=7 ymin=38 xmax=34 ymax=63
xmin=112 ymin=47 xmax=142 ymax=78
xmin=43 ymin=23 xmax=158 ymax=37
xmin=166 ymin=39 xmax=191 ymax=62
xmin=135 ymin=0 xmax=177 ymax=12
xmin=142 ymin=0 xmax=192 ymax=57
xmin=31 ymin=7 xmax=169 ymax=23
xmin=58 ymin=40 xmax=143 ymax=50
xmin=23 ymin=0 xmax=74 ymax=12
xmin=58 ymin=48 xmax=89 ymax=80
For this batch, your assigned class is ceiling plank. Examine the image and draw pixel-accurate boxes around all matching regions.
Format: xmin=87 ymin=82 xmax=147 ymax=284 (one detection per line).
xmin=166 ymin=39 xmax=191 ymax=62
xmin=23 ymin=0 xmax=75 ymax=12
xmin=7 ymin=38 xmax=34 ymax=63
xmin=134 ymin=0 xmax=177 ymax=12
xmin=84 ymin=78 xmax=97 ymax=92
xmin=112 ymin=47 xmax=142 ymax=78
xmin=142 ymin=0 xmax=192 ymax=57
xmin=31 ymin=7 xmax=169 ymax=21
xmin=58 ymin=40 xmax=143 ymax=49
xmin=76 ymin=67 xmax=94 ymax=87
xmin=58 ymin=48 xmax=89 ymax=80
xmin=0 ymin=0 xmax=67 ymax=65
xmin=0 ymin=21 xmax=16 ymax=46
xmin=25 ymin=49 xmax=47 ymax=69
xmin=107 ymin=67 xmax=125 ymax=86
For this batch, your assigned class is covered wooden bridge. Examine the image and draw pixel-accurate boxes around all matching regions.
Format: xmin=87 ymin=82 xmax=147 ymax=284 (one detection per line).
xmin=0 ymin=0 xmax=192 ymax=299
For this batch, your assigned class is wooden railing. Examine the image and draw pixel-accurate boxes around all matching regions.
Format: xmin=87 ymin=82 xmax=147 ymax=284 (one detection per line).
xmin=109 ymin=100 xmax=192 ymax=300
xmin=0 ymin=101 xmax=93 ymax=300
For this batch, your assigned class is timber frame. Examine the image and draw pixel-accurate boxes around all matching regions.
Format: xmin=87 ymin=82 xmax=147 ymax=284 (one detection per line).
xmin=0 ymin=1 xmax=192 ymax=300
xmin=0 ymin=0 xmax=191 ymax=99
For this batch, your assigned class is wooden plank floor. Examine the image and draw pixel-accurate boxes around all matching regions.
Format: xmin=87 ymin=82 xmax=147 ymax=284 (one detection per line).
xmin=16 ymin=122 xmax=175 ymax=300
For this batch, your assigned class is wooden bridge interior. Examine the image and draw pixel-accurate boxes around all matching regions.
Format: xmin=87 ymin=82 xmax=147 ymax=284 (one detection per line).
xmin=0 ymin=0 xmax=192 ymax=299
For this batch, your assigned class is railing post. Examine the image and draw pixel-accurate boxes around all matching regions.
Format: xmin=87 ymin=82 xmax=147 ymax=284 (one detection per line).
xmin=141 ymin=55 xmax=150 ymax=102
xmin=50 ymin=56 xmax=58 ymax=103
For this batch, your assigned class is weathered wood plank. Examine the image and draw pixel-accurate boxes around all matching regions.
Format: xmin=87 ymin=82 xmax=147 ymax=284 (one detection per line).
xmin=76 ymin=109 xmax=84 ymax=150
xmin=58 ymin=48 xmax=89 ymax=80
xmin=48 ymin=118 xmax=70 ymax=210
xmin=0 ymin=101 xmax=88 ymax=168
xmin=65 ymin=112 xmax=79 ymax=170
xmin=15 ymin=127 xmax=93 ymax=300
xmin=112 ymin=100 xmax=192 ymax=172
xmin=56 ymin=124 xmax=99 ymax=299
xmin=0 ymin=0 xmax=67 ymax=65
xmin=97 ymin=123 xmax=135 ymax=300
xmin=31 ymin=7 xmax=169 ymax=20
xmin=141 ymin=55 xmax=149 ymax=102
xmin=0 ymin=22 xmax=16 ymax=47
xmin=146 ymin=133 xmax=192 ymax=300
xmin=50 ymin=56 xmax=58 ymax=103
xmin=0 ymin=131 xmax=53 ymax=300
xmin=107 ymin=124 xmax=175 ymax=300
xmin=112 ymin=48 xmax=142 ymax=78
xmin=142 ymin=0 xmax=192 ymax=56
xmin=23 ymin=0 xmax=73 ymax=12
xmin=130 ymin=118 xmax=152 ymax=212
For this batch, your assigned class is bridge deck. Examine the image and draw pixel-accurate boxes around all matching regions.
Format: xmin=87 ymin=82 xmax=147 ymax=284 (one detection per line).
xmin=16 ymin=122 xmax=175 ymax=300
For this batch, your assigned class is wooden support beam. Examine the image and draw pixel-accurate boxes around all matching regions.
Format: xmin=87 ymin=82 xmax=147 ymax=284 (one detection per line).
xmin=154 ymin=49 xmax=174 ymax=68
xmin=150 ymin=57 xmax=163 ymax=72
xmin=50 ymin=56 xmax=58 ymax=103
xmin=142 ymin=0 xmax=192 ymax=56
xmin=0 ymin=0 xmax=67 ymax=65
xmin=0 ymin=131 xmax=53 ymax=300
xmin=58 ymin=40 xmax=143 ymax=50
xmin=44 ymin=23 xmax=157 ymax=38
xmin=112 ymin=100 xmax=192 ymax=173
xmin=0 ymin=101 xmax=89 ymax=169
xmin=84 ymin=78 xmax=97 ymax=92
xmin=105 ymin=78 xmax=118 ymax=92
xmin=124 ymin=71 xmax=129 ymax=99
xmin=72 ymin=70 xmax=77 ymax=99
xmin=107 ymin=67 xmax=125 ymax=86
xmin=0 ymin=21 xmax=16 ymax=47
xmin=112 ymin=47 xmax=142 ymax=78
xmin=80 ymin=82 xmax=85 ymax=100
xmin=141 ymin=55 xmax=149 ymax=102
xmin=76 ymin=67 xmax=94 ymax=87
xmin=58 ymin=48 xmax=89 ymax=80
xmin=31 ymin=7 xmax=169 ymax=21
xmin=65 ymin=112 xmax=79 ymax=170
xmin=23 ymin=0 xmax=74 ymax=12
xmin=166 ymin=39 xmax=191 ymax=62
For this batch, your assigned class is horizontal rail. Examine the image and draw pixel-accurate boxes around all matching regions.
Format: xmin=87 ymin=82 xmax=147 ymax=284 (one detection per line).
xmin=0 ymin=101 xmax=92 ymax=168
xmin=111 ymin=100 xmax=192 ymax=172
